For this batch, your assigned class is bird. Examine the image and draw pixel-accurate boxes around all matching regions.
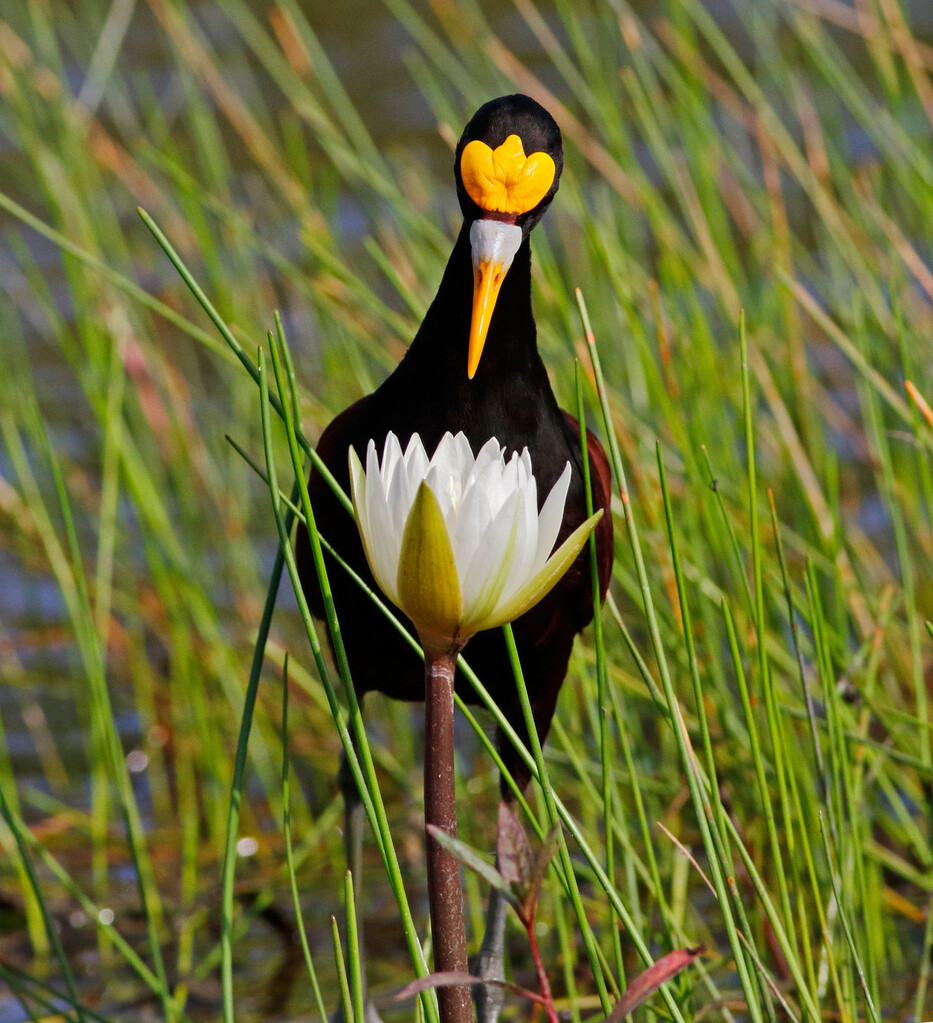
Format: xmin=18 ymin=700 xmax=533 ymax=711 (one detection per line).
xmin=296 ymin=94 xmax=613 ymax=1023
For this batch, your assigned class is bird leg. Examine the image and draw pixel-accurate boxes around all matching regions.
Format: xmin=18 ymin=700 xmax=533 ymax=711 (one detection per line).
xmin=334 ymin=750 xmax=384 ymax=1023
xmin=472 ymin=883 xmax=508 ymax=1023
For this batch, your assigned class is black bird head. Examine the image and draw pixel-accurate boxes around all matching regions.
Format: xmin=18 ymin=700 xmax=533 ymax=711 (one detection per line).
xmin=453 ymin=94 xmax=563 ymax=378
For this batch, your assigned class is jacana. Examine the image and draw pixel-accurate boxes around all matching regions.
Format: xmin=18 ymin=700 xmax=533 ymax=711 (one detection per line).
xmin=297 ymin=94 xmax=613 ymax=1023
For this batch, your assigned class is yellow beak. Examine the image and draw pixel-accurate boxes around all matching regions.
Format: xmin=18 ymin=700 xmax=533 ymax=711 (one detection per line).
xmin=467 ymin=219 xmax=522 ymax=380
xmin=468 ymin=258 xmax=507 ymax=379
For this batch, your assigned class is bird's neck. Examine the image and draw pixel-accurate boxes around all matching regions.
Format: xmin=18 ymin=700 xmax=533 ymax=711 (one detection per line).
xmin=407 ymin=222 xmax=545 ymax=385
xmin=372 ymin=221 xmax=564 ymax=454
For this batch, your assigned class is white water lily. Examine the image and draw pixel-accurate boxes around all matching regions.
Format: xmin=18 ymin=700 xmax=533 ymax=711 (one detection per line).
xmin=348 ymin=431 xmax=602 ymax=654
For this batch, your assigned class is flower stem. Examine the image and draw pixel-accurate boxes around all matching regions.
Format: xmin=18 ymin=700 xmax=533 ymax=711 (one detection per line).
xmin=424 ymin=650 xmax=472 ymax=1023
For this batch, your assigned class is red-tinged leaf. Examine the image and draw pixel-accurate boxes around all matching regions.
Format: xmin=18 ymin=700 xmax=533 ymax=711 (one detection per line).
xmin=425 ymin=824 xmax=520 ymax=909
xmin=522 ymin=822 xmax=561 ymax=921
xmin=497 ymin=802 xmax=534 ymax=890
xmin=396 ymin=971 xmax=484 ymax=1000
xmin=600 ymin=947 xmax=704 ymax=1021
xmin=395 ymin=971 xmax=545 ymax=1006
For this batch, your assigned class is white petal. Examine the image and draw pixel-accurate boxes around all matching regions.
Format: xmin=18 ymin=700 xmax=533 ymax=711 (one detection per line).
xmin=452 ymin=432 xmax=475 ymax=485
xmin=381 ymin=432 xmax=404 ymax=481
xmin=460 ymin=486 xmax=522 ymax=624
xmin=503 ymin=451 xmax=519 ymax=489
xmin=379 ymin=433 xmax=405 ymax=521
xmin=450 ymin=470 xmax=494 ymax=576
xmin=403 ymin=432 xmax=425 ymax=461
xmin=385 ymin=450 xmax=416 ymax=538
xmin=475 ymin=454 xmax=509 ymax=517
xmin=349 ymin=446 xmax=366 ymax=502
xmin=363 ymin=456 xmax=401 ymax=602
xmin=465 ymin=437 xmax=504 ymax=495
xmin=498 ymin=475 xmax=539 ymax=604
xmin=460 ymin=453 xmax=506 ymax=542
xmin=398 ymin=436 xmax=431 ymax=540
xmin=429 ymin=432 xmax=458 ymax=471
xmin=366 ymin=438 xmax=384 ymax=500
xmin=403 ymin=452 xmax=430 ymax=513
xmin=519 ymin=448 xmax=532 ymax=485
xmin=424 ymin=461 xmax=458 ymax=521
xmin=471 ymin=510 xmax=603 ymax=634
xmin=533 ymin=462 xmax=572 ymax=573
xmin=429 ymin=433 xmax=464 ymax=512
xmin=348 ymin=447 xmax=369 ymax=562
xmin=403 ymin=433 xmax=430 ymax=489
xmin=362 ymin=439 xmax=397 ymax=589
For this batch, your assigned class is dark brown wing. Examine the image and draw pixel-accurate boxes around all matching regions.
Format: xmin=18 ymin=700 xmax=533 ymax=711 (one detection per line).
xmin=562 ymin=411 xmax=614 ymax=606
xmin=296 ymin=397 xmax=369 ymax=625
xmin=487 ymin=412 xmax=613 ymax=795
xmin=295 ymin=395 xmax=427 ymax=704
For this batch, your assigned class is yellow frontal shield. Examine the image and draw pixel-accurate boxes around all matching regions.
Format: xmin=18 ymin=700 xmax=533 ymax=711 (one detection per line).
xmin=461 ymin=135 xmax=555 ymax=216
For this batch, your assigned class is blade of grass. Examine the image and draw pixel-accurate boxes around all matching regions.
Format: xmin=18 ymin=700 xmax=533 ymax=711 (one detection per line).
xmin=257 ymin=343 xmax=439 ymax=1023
xmin=574 ymin=360 xmax=623 ymax=984
xmin=280 ymin=653 xmax=329 ymax=1020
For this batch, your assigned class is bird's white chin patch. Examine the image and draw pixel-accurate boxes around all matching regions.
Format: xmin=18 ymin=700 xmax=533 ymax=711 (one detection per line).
xmin=469 ymin=219 xmax=523 ymax=270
